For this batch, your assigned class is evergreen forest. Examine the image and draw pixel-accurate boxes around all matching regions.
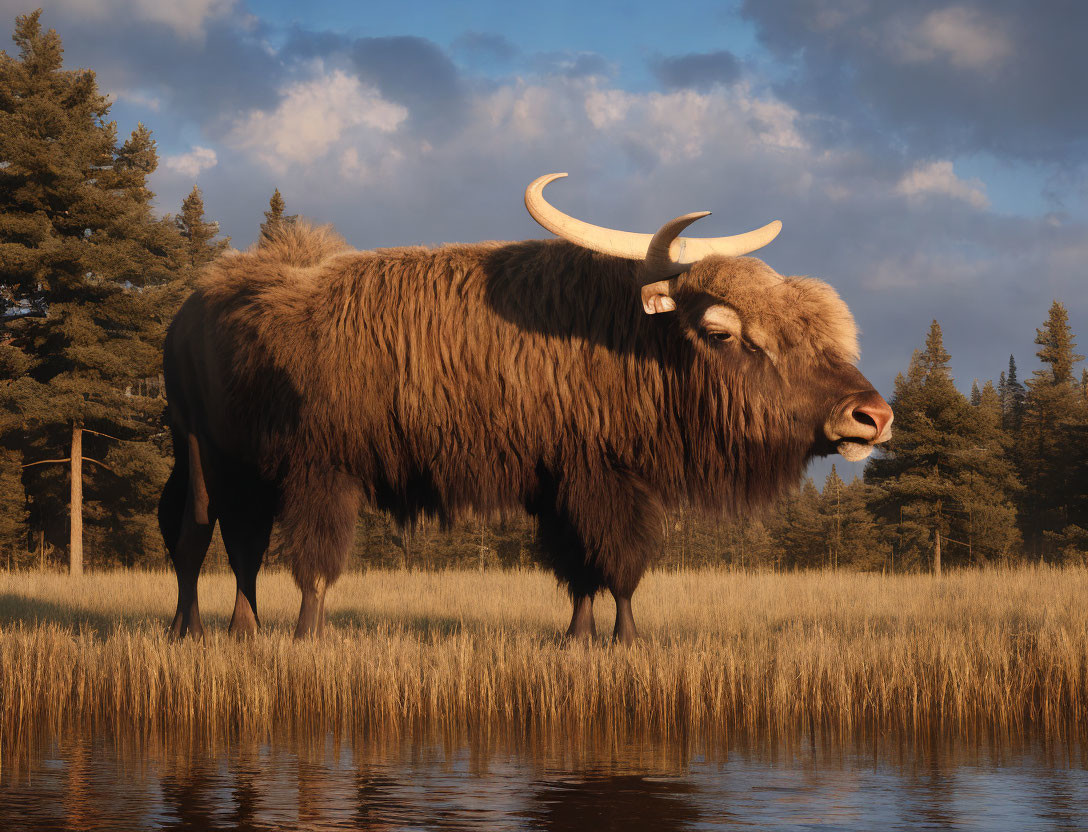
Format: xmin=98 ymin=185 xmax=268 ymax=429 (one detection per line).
xmin=1 ymin=13 xmax=1086 ymax=574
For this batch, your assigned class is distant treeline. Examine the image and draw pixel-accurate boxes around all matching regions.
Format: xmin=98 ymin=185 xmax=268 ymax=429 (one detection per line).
xmin=1 ymin=13 xmax=1086 ymax=573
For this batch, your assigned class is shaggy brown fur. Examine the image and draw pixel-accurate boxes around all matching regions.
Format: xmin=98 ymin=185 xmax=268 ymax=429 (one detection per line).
xmin=160 ymin=221 xmax=886 ymax=640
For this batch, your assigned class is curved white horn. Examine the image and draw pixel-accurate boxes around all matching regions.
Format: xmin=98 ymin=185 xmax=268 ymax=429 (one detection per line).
xmin=524 ymin=173 xmax=782 ymax=280
xmin=644 ymin=211 xmax=711 ymax=286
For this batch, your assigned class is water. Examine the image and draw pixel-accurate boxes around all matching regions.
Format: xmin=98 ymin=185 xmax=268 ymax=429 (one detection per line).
xmin=2 ymin=731 xmax=1087 ymax=831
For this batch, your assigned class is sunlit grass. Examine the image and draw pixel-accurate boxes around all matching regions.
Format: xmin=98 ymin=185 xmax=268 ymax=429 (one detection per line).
xmin=1 ymin=567 xmax=1086 ymax=751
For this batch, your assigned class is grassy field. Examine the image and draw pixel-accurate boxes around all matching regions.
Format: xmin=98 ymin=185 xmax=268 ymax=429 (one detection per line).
xmin=1 ymin=567 xmax=1086 ymax=754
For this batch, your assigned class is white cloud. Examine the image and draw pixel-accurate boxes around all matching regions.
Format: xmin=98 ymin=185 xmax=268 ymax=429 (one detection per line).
xmin=226 ymin=69 xmax=408 ymax=177
xmin=45 ymin=0 xmax=236 ymax=38
xmin=583 ymin=83 xmax=808 ymax=162
xmin=869 ymin=250 xmax=992 ymax=290
xmin=130 ymin=0 xmax=235 ymax=38
xmin=338 ymin=145 xmax=406 ymax=182
xmin=224 ymin=72 xmax=806 ymax=190
xmin=810 ymin=0 xmax=868 ymax=32
xmin=110 ymin=89 xmax=161 ymax=111
xmin=895 ymin=7 xmax=1013 ymax=70
xmin=895 ymin=160 xmax=989 ymax=209
xmin=477 ymin=79 xmax=806 ymax=167
xmin=584 ymin=89 xmax=632 ymax=129
xmin=163 ymin=146 xmax=218 ymax=178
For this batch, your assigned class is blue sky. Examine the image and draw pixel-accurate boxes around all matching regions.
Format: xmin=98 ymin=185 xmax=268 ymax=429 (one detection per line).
xmin=4 ymin=0 xmax=1085 ymax=483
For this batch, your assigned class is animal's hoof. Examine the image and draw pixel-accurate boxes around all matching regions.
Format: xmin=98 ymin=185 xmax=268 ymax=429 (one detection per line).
xmin=562 ymin=624 xmax=602 ymax=647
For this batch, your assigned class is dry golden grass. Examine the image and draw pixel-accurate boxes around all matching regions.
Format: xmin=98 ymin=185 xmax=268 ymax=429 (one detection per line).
xmin=1 ymin=566 xmax=1086 ymax=754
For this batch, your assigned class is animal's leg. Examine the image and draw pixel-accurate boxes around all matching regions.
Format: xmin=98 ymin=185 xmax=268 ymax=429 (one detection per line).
xmin=221 ymin=504 xmax=274 ymax=637
xmin=566 ymin=593 xmax=597 ymax=641
xmin=162 ymin=431 xmax=216 ymax=639
xmin=296 ymin=576 xmax=328 ymax=639
xmin=229 ymin=585 xmax=258 ymax=636
xmin=168 ymin=510 xmax=215 ymax=639
xmin=317 ymin=588 xmax=328 ymax=637
xmin=529 ymin=483 xmax=603 ymax=641
xmin=611 ymin=590 xmax=639 ymax=646
xmin=560 ymin=466 xmax=663 ymax=646
xmin=210 ymin=458 xmax=277 ymax=638
xmin=278 ymin=468 xmax=362 ymax=639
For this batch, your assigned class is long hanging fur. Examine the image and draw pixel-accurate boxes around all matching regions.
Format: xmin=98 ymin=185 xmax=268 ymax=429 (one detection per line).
xmin=166 ymin=221 xmax=875 ymax=597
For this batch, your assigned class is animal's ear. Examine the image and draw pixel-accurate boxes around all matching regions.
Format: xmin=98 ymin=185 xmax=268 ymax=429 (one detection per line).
xmin=641 ymin=278 xmax=676 ymax=314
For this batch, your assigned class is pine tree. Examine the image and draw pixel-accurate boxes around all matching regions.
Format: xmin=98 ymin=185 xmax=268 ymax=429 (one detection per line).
xmin=921 ymin=320 xmax=951 ymax=375
xmin=259 ymin=188 xmax=297 ymax=242
xmin=1019 ymin=301 xmax=1088 ymax=559
xmin=996 ymin=354 xmax=1022 ymax=428
xmin=0 ymin=12 xmax=186 ymax=571
xmin=976 ymin=379 xmax=1003 ymax=429
xmin=176 ymin=186 xmax=230 ymax=269
xmin=999 ymin=355 xmax=1026 ymax=431
xmin=717 ymin=516 xmax=777 ymax=569
xmin=1034 ymin=303 xmax=1083 ymax=385
xmin=771 ymin=478 xmax=825 ymax=569
xmin=822 ymin=465 xmax=845 ymax=568
xmin=866 ymin=321 xmax=1020 ymax=570
xmin=820 ymin=467 xmax=888 ymax=570
xmin=0 ymin=446 xmax=26 ymax=567
xmin=970 ymin=380 xmax=981 ymax=407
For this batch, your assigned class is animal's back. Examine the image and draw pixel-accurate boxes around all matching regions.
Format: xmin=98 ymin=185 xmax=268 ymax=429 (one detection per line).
xmin=307 ymin=237 xmax=682 ymax=521
xmin=166 ymin=221 xmax=680 ymax=521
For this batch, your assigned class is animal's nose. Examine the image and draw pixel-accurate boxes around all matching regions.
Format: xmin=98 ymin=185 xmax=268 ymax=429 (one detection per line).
xmin=827 ymin=391 xmax=894 ymax=443
xmin=850 ymin=396 xmax=893 ymax=440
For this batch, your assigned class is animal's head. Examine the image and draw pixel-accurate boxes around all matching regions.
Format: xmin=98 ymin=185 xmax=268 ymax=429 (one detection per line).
xmin=525 ymin=173 xmax=892 ymax=462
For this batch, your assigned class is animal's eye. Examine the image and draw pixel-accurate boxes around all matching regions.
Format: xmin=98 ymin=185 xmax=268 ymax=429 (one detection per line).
xmin=709 ymin=331 xmax=733 ymax=343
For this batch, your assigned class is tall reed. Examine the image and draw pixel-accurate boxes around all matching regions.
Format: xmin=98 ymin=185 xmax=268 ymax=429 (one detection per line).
xmin=1 ymin=567 xmax=1085 ymax=755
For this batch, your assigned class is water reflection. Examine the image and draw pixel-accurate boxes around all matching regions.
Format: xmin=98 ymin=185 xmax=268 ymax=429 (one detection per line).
xmin=526 ymin=774 xmax=699 ymax=832
xmin=2 ymin=731 xmax=1087 ymax=831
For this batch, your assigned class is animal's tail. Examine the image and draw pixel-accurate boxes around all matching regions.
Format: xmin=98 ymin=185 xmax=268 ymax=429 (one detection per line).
xmin=158 ymin=428 xmax=212 ymax=557
xmin=158 ymin=427 xmax=191 ymax=555
xmin=253 ymin=220 xmax=353 ymax=268
xmin=186 ymin=433 xmax=210 ymax=525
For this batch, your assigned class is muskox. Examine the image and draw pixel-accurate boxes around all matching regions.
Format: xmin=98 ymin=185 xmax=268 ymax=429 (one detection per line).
xmin=159 ymin=174 xmax=892 ymax=642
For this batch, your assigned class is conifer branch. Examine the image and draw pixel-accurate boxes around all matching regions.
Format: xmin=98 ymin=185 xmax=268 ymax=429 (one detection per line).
xmin=82 ymin=428 xmax=122 ymax=441
xmin=22 ymin=456 xmax=114 ymax=473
